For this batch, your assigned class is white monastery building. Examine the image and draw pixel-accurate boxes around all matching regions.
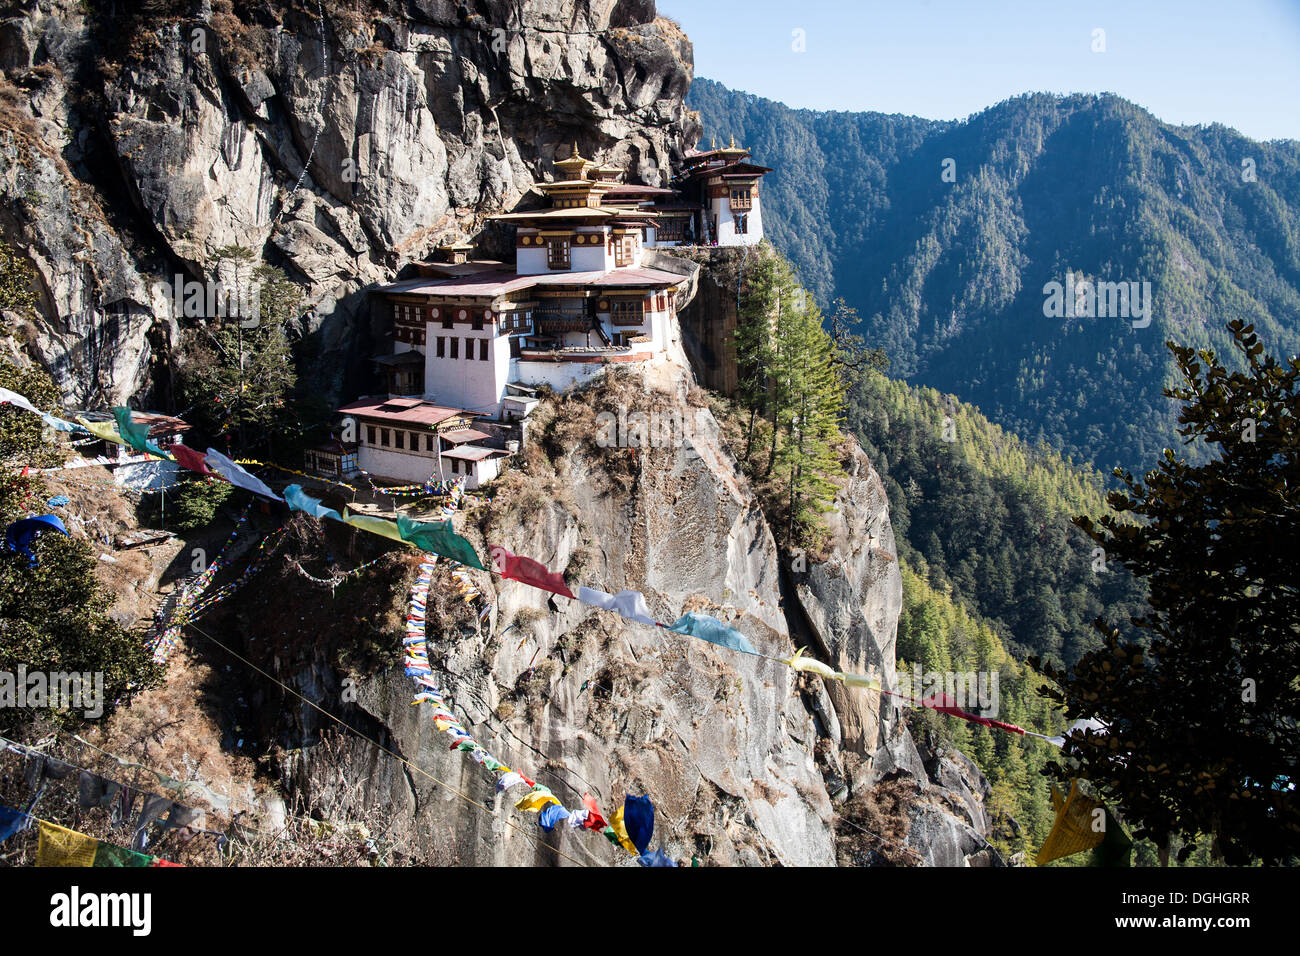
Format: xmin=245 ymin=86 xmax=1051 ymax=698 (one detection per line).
xmin=326 ymin=140 xmax=772 ymax=488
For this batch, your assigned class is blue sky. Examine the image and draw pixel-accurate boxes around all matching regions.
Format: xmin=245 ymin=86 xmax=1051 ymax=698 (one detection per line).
xmin=658 ymin=0 xmax=1300 ymax=142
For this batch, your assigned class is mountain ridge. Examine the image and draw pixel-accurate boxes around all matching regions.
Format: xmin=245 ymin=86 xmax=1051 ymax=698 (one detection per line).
xmin=687 ymin=77 xmax=1300 ymax=474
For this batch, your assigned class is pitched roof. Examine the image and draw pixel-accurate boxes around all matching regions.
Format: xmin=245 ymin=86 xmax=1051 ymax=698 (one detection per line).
xmin=337 ymin=397 xmax=470 ymax=427
xmin=375 ymin=265 xmax=684 ymax=298
xmin=442 ymin=444 xmax=508 ymax=462
xmin=440 ymin=428 xmax=491 ymax=444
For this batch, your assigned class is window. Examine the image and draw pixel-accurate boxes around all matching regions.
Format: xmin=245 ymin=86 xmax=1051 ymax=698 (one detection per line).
xmin=615 ymin=234 xmax=635 ymax=267
xmin=611 ymin=300 xmax=643 ymax=325
xmin=450 ymin=337 xmax=459 ymax=360
xmin=367 ymin=426 xmax=376 ymax=445
xmin=380 ymin=428 xmax=390 ymax=447
xmin=735 ymin=214 xmax=748 ymax=235
xmin=436 ymin=336 xmax=445 ymax=358
xmin=425 ymin=434 xmax=434 ymax=452
xmin=450 ymin=458 xmax=460 ymax=474
xmin=465 ymin=337 xmax=474 ymax=359
xmin=472 ymin=316 xmax=483 ymax=331
xmin=479 ymin=339 xmax=489 ymax=361
xmin=547 ymin=238 xmax=570 ymax=270
xmin=729 ymin=187 xmax=752 ymax=210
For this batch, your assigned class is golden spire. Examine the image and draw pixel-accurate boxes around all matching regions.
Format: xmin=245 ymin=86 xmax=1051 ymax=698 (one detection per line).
xmin=710 ymin=137 xmax=716 ymax=149
xmin=730 ymin=134 xmax=736 ymax=148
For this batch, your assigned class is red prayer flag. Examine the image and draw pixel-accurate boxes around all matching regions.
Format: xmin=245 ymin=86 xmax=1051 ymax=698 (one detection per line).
xmin=149 ymin=858 xmax=184 ymax=867
xmin=488 ymin=544 xmax=575 ymax=599
xmin=171 ymin=443 xmax=213 ymax=476
xmin=582 ymin=793 xmax=607 ymax=831
xmin=920 ymin=693 xmax=1023 ymax=734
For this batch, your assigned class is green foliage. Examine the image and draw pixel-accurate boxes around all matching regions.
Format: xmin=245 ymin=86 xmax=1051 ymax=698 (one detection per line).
xmin=0 ymin=361 xmax=64 ymax=469
xmin=688 ymin=81 xmax=1300 ymax=475
xmin=848 ymin=367 xmax=1148 ymax=666
xmin=178 ymin=251 xmax=301 ymax=455
xmin=0 ymin=239 xmax=38 ymax=338
xmin=1035 ymin=323 xmax=1300 ymax=865
xmin=731 ymin=243 xmax=847 ymax=551
xmin=0 ymin=469 xmax=161 ymax=731
xmin=168 ymin=477 xmax=233 ymax=531
xmin=896 ymin=563 xmax=1063 ymax=861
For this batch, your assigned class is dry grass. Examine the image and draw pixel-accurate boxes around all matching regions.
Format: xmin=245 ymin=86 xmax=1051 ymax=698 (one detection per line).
xmin=835 ymin=774 xmax=924 ymax=867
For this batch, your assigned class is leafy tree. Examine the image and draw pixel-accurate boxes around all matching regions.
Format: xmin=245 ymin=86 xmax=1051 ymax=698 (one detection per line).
xmin=169 ymin=477 xmax=233 ymax=531
xmin=179 ymin=249 xmax=301 ymax=454
xmin=827 ymin=297 xmax=889 ymax=381
xmin=0 ymin=239 xmax=160 ymax=726
xmin=732 ymin=243 xmax=847 ymax=549
xmin=1035 ymin=322 xmax=1300 ymax=864
xmin=0 ymin=241 xmax=63 ymax=468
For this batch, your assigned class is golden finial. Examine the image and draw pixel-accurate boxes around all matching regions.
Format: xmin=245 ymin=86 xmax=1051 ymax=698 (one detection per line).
xmin=730 ymin=134 xmax=736 ymax=148
xmin=571 ymin=141 xmax=580 ymax=158
xmin=710 ymin=137 xmax=716 ymax=149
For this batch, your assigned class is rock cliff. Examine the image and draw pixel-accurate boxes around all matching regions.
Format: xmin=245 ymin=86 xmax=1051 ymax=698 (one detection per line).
xmin=0 ymin=0 xmax=699 ymax=404
xmin=3 ymin=0 xmax=1002 ymax=865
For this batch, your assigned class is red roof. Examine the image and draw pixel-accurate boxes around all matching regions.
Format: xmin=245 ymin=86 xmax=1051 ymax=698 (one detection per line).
xmin=337 ymin=397 xmax=470 ymax=427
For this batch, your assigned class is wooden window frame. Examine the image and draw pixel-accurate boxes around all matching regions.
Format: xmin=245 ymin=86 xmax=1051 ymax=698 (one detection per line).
xmin=547 ymin=238 xmax=571 ymax=270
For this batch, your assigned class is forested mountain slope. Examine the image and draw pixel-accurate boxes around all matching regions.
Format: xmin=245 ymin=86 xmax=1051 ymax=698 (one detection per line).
xmin=688 ymin=78 xmax=1300 ymax=473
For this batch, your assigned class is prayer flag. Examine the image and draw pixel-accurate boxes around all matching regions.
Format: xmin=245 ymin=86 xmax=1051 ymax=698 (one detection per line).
xmin=489 ymin=544 xmax=575 ymax=599
xmin=515 ymin=787 xmax=561 ymax=813
xmin=623 ymin=794 xmax=654 ymax=855
xmin=1035 ymin=780 xmax=1107 ymax=865
xmin=396 ymin=515 xmax=485 ymax=569
xmin=581 ymin=793 xmax=607 ymax=831
xmin=609 ymin=806 xmax=639 ymax=856
xmin=668 ymin=612 xmax=758 ymax=655
xmin=343 ymin=509 xmax=406 ymax=543
xmin=112 ymin=407 xmax=170 ymax=458
xmin=170 ymin=444 xmax=214 ymax=476
xmin=538 ymin=803 xmax=571 ymax=831
xmin=36 ymin=820 xmax=98 ymax=867
xmin=577 ymin=587 xmax=657 ymax=626
xmin=284 ymin=484 xmax=343 ymax=522
xmin=204 ymin=449 xmax=282 ymax=500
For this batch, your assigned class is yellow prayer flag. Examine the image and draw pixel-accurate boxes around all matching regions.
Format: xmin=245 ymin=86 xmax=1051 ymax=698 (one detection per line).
xmin=76 ymin=418 xmax=126 ymax=446
xmin=514 ymin=789 xmax=561 ymax=813
xmin=342 ymin=510 xmax=407 ymax=544
xmin=838 ymin=671 xmax=882 ymax=692
xmin=609 ymin=806 xmax=640 ymax=856
xmin=36 ymin=820 xmax=99 ymax=867
xmin=1035 ymin=780 xmax=1106 ymax=865
xmin=784 ymin=648 xmax=838 ymax=679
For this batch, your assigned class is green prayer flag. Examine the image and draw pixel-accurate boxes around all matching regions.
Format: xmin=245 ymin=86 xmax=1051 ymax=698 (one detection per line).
xmin=112 ymin=407 xmax=169 ymax=458
xmin=396 ymin=515 xmax=485 ymax=569
xmin=1088 ymin=808 xmax=1133 ymax=867
xmin=93 ymin=841 xmax=153 ymax=867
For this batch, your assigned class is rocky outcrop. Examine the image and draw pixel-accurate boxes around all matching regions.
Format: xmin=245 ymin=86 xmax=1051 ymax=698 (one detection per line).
xmin=0 ymin=0 xmax=700 ymax=405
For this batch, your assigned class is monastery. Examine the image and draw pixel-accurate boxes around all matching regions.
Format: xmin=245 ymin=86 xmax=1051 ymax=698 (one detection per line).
xmin=320 ymin=140 xmax=771 ymax=489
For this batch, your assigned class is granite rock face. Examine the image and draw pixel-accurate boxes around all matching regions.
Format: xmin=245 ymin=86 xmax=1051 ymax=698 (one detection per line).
xmin=4 ymin=0 xmax=1003 ymax=866
xmin=0 ymin=0 xmax=700 ymax=405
